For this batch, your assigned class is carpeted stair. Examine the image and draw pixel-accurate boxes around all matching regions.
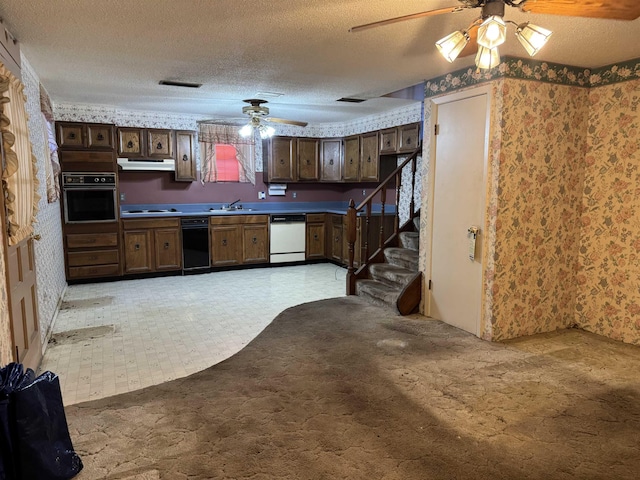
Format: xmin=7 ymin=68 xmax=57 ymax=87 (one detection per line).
xmin=355 ymin=216 xmax=421 ymax=313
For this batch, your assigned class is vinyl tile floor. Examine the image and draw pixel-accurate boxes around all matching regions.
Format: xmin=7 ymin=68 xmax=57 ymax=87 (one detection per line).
xmin=39 ymin=263 xmax=347 ymax=406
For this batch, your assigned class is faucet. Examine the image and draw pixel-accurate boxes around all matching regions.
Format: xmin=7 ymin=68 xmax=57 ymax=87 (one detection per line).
xmin=228 ymin=199 xmax=241 ymax=208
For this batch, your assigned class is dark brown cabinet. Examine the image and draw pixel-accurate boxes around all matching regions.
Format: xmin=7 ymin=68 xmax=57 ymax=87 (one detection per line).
xmin=122 ymin=218 xmax=182 ymax=274
xmin=117 ymin=128 xmax=175 ymax=159
xmin=360 ymin=131 xmax=380 ymax=181
xmin=328 ymin=214 xmax=343 ymax=262
xmin=379 ymin=128 xmax=398 ymax=154
xmin=64 ymin=224 xmax=121 ymax=280
xmin=306 ymin=214 xmax=325 ymax=260
xmin=343 ymin=136 xmax=360 ymax=181
xmin=320 ymin=138 xmax=342 ymax=182
xmin=175 ymin=130 xmax=197 ymax=181
xmin=297 ymin=138 xmax=320 ymax=181
xmin=57 ymin=122 xmax=115 ymax=150
xmin=210 ymin=215 xmax=269 ymax=266
xmin=398 ymin=123 xmax=420 ymax=152
xmin=266 ymin=137 xmax=297 ymax=182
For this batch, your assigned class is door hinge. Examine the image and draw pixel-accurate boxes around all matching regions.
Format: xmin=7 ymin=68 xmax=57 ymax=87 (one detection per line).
xmin=428 ymin=279 xmax=432 ymax=290
xmin=434 ymin=124 xmax=440 ymax=136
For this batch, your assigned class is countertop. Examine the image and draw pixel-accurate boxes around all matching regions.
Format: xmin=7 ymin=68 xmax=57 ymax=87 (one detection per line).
xmin=120 ymin=201 xmax=396 ymax=219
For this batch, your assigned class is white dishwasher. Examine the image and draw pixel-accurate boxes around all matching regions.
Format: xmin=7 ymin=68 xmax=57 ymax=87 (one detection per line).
xmin=270 ymin=214 xmax=306 ymax=263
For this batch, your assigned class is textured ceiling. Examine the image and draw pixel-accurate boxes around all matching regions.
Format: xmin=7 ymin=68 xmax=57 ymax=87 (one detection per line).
xmin=1 ymin=0 xmax=639 ymax=124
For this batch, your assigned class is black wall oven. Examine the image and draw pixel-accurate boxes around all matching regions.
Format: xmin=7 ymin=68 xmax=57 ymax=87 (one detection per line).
xmin=62 ymin=173 xmax=118 ymax=224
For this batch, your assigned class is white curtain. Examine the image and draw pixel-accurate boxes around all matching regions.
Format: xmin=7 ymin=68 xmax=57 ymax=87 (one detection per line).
xmin=199 ymin=124 xmax=255 ymax=185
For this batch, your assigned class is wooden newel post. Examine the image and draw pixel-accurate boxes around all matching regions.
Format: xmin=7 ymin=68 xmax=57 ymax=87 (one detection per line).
xmin=346 ymin=199 xmax=357 ymax=295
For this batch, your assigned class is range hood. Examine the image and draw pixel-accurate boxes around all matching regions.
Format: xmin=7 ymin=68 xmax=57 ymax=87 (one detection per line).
xmin=117 ymin=158 xmax=175 ymax=172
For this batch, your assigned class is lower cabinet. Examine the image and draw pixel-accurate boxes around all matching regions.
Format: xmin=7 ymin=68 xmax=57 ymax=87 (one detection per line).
xmin=306 ymin=214 xmax=325 ymax=260
xmin=210 ymin=215 xmax=269 ymax=266
xmin=327 ymin=214 xmax=343 ymax=262
xmin=64 ymin=223 xmax=121 ymax=280
xmin=122 ymin=218 xmax=181 ymax=274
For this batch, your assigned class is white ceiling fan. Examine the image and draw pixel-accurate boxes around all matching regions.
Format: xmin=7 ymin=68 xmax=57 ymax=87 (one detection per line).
xmin=199 ymin=99 xmax=308 ymax=138
xmin=350 ymin=0 xmax=640 ymax=70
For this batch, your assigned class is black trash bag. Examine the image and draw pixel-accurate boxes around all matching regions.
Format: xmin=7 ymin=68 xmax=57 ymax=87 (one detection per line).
xmin=0 ymin=362 xmax=33 ymax=480
xmin=0 ymin=363 xmax=83 ymax=480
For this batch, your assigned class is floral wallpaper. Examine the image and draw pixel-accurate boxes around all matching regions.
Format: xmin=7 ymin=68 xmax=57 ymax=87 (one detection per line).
xmin=486 ymin=79 xmax=589 ymax=341
xmin=575 ymin=79 xmax=640 ymax=344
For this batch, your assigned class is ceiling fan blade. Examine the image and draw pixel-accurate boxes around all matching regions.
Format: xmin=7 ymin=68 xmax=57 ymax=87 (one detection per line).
xmin=349 ymin=6 xmax=465 ymax=33
xmin=522 ymin=0 xmax=640 ymax=20
xmin=265 ymin=117 xmax=308 ymax=127
xmin=458 ymin=25 xmax=479 ymax=58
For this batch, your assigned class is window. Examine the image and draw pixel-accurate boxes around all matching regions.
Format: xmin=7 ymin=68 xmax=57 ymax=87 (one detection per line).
xmin=199 ymin=124 xmax=255 ymax=184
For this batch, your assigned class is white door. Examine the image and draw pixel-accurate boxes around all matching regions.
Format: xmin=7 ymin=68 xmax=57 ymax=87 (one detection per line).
xmin=429 ymin=93 xmax=489 ymax=336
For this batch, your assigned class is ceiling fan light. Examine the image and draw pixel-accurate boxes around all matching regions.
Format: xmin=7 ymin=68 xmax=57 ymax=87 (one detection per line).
xmin=239 ymin=124 xmax=253 ymax=138
xmin=259 ymin=125 xmax=275 ymax=139
xmin=435 ymin=30 xmax=470 ymax=63
xmin=475 ymin=45 xmax=500 ymax=70
xmin=516 ymin=22 xmax=553 ymax=57
xmin=477 ymin=16 xmax=506 ymax=49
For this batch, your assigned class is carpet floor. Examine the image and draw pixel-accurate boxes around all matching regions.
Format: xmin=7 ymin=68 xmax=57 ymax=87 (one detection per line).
xmin=66 ymin=296 xmax=640 ymax=479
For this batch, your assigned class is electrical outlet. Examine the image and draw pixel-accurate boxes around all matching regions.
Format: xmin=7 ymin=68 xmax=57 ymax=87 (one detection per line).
xmin=362 ymin=189 xmax=366 ymax=196
xmin=292 ymin=192 xmax=297 ymax=198
xmin=258 ymin=191 xmax=266 ymax=200
xmin=120 ymin=193 xmax=126 ymax=201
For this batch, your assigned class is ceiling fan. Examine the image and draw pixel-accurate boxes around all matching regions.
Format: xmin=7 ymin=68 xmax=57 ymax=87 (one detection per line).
xmin=199 ymin=99 xmax=308 ymax=139
xmin=350 ymin=0 xmax=640 ymax=70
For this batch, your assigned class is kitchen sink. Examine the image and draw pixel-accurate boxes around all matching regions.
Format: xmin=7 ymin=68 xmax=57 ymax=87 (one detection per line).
xmin=210 ymin=207 xmax=254 ymax=212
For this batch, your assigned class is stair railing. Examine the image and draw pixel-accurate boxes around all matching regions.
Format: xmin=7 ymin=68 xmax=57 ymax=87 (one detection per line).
xmin=346 ymin=144 xmax=422 ymax=295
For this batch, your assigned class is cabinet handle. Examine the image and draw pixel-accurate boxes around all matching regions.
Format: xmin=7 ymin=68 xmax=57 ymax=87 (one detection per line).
xmin=68 ymin=132 xmax=76 ymax=140
xmin=367 ymin=156 xmax=371 ymax=163
xmin=134 ymin=243 xmax=140 ymax=250
xmin=279 ymin=158 xmax=284 ymax=164
xmin=89 ymin=255 xmax=98 ymax=260
xmin=306 ymin=159 xmax=310 ymax=165
xmin=252 ymin=237 xmax=257 ymax=244
xmin=329 ymin=159 xmax=334 ymax=165
xmin=156 ymin=142 xmax=163 ymax=150
xmin=182 ymin=154 xmax=188 ymax=162
xmin=335 ymin=236 xmax=339 ymax=242
xmin=386 ymin=140 xmax=391 ymax=146
xmin=407 ymin=137 xmax=412 ymax=145
xmin=97 ymin=133 xmax=104 ymax=141
xmin=349 ymin=158 xmax=353 ymax=164
xmin=222 ymin=239 xmax=227 ymax=246
xmin=164 ymin=242 xmax=170 ymax=249
xmin=314 ymin=234 xmax=318 ymax=240
xmin=127 ymin=140 xmax=134 ymax=148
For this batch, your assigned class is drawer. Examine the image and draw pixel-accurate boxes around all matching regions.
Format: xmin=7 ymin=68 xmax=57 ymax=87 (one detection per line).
xmin=67 ymin=233 xmax=118 ymax=248
xmin=122 ymin=218 xmax=180 ymax=229
xmin=67 ymin=249 xmax=119 ymax=267
xmin=68 ymin=264 xmax=120 ymax=279
xmin=306 ymin=213 xmax=325 ymax=223
xmin=209 ymin=214 xmax=269 ymax=226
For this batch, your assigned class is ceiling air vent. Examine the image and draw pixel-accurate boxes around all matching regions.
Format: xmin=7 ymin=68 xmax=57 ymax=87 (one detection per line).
xmin=337 ymin=97 xmax=367 ymax=103
xmin=159 ymin=80 xmax=202 ymax=88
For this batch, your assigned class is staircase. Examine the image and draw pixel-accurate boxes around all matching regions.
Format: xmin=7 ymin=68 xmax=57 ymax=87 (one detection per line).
xmin=346 ymin=146 xmax=422 ymax=315
xmin=354 ymin=216 xmax=421 ymax=314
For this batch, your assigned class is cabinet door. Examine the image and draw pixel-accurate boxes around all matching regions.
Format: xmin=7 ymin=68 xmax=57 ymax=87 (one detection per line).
xmin=398 ymin=123 xmax=420 ymax=152
xmin=320 ymin=138 xmax=342 ymax=182
xmin=155 ymin=228 xmax=182 ymax=271
xmin=242 ymin=224 xmax=269 ymax=264
xmin=123 ymin=230 xmax=153 ymax=273
xmin=86 ymin=124 xmax=114 ymax=149
xmin=343 ymin=136 xmax=360 ymax=181
xmin=306 ymin=222 xmax=325 ymax=259
xmin=380 ymin=128 xmax=398 ymax=154
xmin=57 ymin=123 xmax=85 ymax=148
xmin=175 ymin=131 xmax=197 ymax=181
xmin=118 ymin=128 xmax=144 ymax=157
xmin=360 ymin=131 xmax=379 ymax=181
xmin=147 ymin=129 xmax=174 ymax=159
xmin=329 ymin=220 xmax=343 ymax=262
xmin=297 ymin=138 xmax=319 ymax=181
xmin=211 ymin=225 xmax=241 ymax=266
xmin=269 ymin=137 xmax=296 ymax=182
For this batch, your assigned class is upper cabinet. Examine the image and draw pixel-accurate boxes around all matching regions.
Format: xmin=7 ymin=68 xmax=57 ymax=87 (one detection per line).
xmin=117 ymin=128 xmax=174 ymax=159
xmin=320 ymin=138 xmax=342 ymax=182
xmin=175 ymin=131 xmax=197 ymax=182
xmin=262 ymin=122 xmax=420 ymax=184
xmin=57 ymin=122 xmax=115 ymax=151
